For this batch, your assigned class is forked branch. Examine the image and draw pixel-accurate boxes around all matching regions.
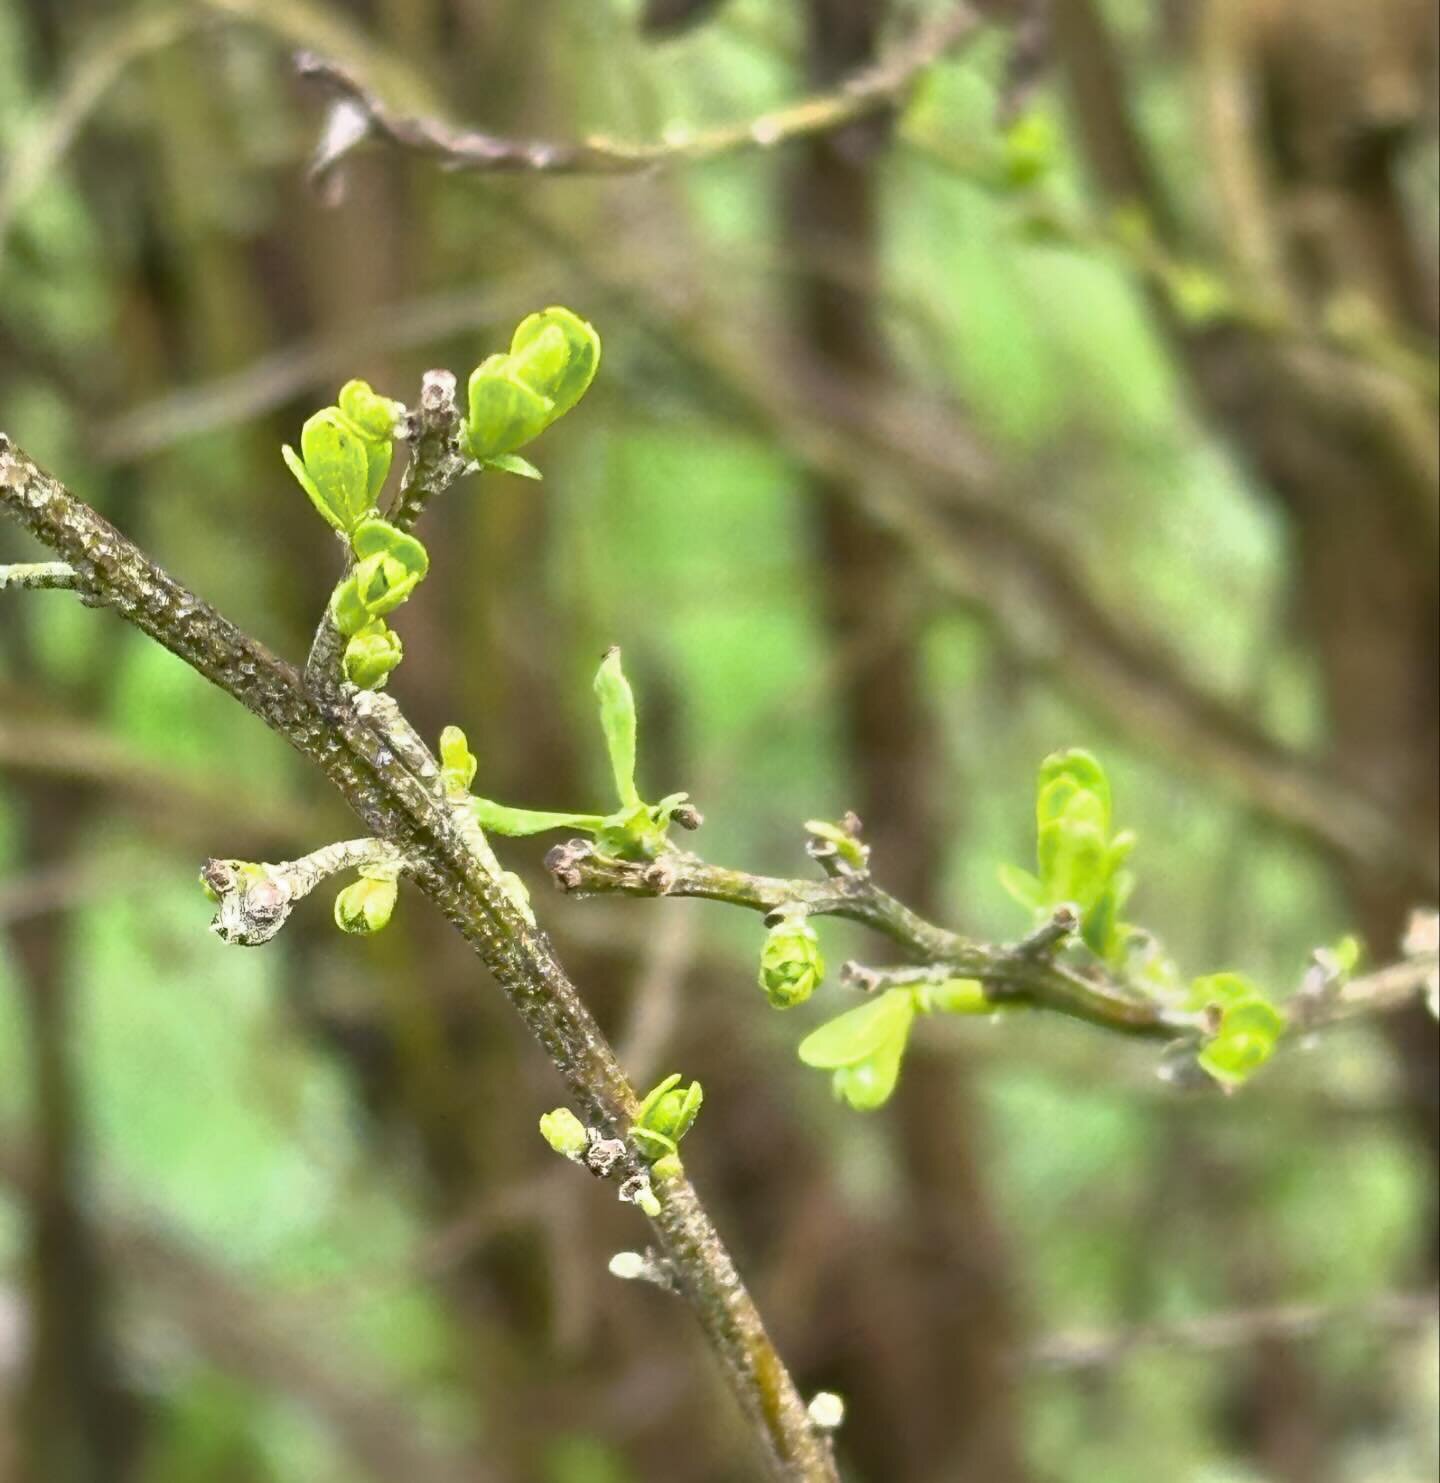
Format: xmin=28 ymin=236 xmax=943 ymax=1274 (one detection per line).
xmin=0 ymin=432 xmax=838 ymax=1483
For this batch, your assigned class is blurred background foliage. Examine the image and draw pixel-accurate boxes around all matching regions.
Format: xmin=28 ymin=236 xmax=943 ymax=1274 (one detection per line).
xmin=0 ymin=1 xmax=1436 ymax=1480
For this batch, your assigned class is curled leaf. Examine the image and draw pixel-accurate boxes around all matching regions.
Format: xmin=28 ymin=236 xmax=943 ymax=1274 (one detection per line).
xmin=509 ymin=306 xmax=600 ymax=421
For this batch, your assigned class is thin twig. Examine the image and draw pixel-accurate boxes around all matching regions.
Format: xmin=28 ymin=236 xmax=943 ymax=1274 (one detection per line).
xmin=546 ymin=839 xmax=1195 ymax=1039
xmin=547 ymin=839 xmax=1438 ymax=1048
xmin=296 ymin=4 xmax=983 ymax=184
xmin=0 ymin=561 xmax=86 ymax=593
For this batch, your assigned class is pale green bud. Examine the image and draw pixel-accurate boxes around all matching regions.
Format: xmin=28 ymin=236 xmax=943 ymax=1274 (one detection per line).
xmin=333 ymin=873 xmax=398 ymax=935
xmin=343 ymin=622 xmax=402 ymax=690
xmin=630 ymin=1073 xmax=702 ymax=1162
xmin=759 ymin=911 xmax=825 ymax=1009
xmin=539 ymin=1107 xmax=589 ymax=1160
xmin=439 ymin=725 xmax=478 ymax=794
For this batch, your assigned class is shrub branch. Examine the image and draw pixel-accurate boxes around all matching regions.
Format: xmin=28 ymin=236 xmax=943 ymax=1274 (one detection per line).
xmin=0 ymin=431 xmax=838 ymax=1483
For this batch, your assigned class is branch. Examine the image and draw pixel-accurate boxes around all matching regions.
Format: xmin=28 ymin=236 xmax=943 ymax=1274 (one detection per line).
xmin=547 ymin=837 xmax=1439 ymax=1049
xmin=1028 ymin=1290 xmax=1439 ymax=1373
xmin=0 ymin=560 xmax=87 ymax=593
xmin=200 ymin=837 xmax=409 ymax=945
xmin=548 ymin=840 xmax=1196 ymax=1040
xmin=296 ymin=4 xmax=983 ymax=184
xmin=0 ymin=433 xmax=837 ymax=1482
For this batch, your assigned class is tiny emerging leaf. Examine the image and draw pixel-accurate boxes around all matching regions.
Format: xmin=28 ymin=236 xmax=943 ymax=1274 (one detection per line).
xmin=798 ymin=989 xmax=915 ymax=1069
xmin=470 ymin=798 xmax=607 ymax=837
xmin=594 ymin=647 xmax=640 ymax=810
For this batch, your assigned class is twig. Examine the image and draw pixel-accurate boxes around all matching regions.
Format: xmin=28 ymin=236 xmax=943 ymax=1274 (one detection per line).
xmin=296 ymin=5 xmax=984 ymax=184
xmin=200 ymin=837 xmax=408 ymax=945
xmin=547 ymin=838 xmax=1194 ymax=1039
xmin=0 ymin=433 xmax=837 ymax=1482
xmin=547 ymin=838 xmax=1439 ymax=1048
xmin=0 ymin=561 xmax=86 ymax=593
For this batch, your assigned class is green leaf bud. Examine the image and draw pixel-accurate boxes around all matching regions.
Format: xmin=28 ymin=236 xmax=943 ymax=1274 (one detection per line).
xmin=342 ymin=621 xmax=403 ymax=690
xmin=333 ymin=872 xmax=398 ymax=935
xmin=629 ymin=1126 xmax=677 ymax=1162
xmin=758 ymin=910 xmax=825 ymax=1009
xmin=1197 ymin=1000 xmax=1286 ymax=1087
xmin=439 ymin=725 xmax=478 ymax=794
xmin=1187 ymin=971 xmax=1262 ymax=1012
xmin=1037 ymin=749 xmax=1111 ymax=832
xmin=539 ymin=1107 xmax=589 ymax=1160
xmin=330 ymin=519 xmax=430 ymax=634
xmin=463 ymin=308 xmax=600 ymax=460
xmin=631 ymin=1073 xmax=702 ymax=1161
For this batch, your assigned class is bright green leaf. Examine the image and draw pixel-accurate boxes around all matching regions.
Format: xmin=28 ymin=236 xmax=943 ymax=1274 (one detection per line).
xmin=509 ymin=306 xmax=600 ymax=421
xmin=1038 ymin=749 xmax=1111 ymax=830
xmin=483 ymin=453 xmax=544 ymax=480
xmin=351 ymin=518 xmax=429 ymax=577
xmin=798 ymin=989 xmax=915 ymax=1069
xmin=338 ymin=378 xmax=403 ymax=441
xmin=470 ymin=798 xmax=607 ymax=837
xmin=1198 ymin=1000 xmax=1286 ymax=1086
xmin=342 ymin=621 xmax=402 ymax=690
xmin=299 ymin=408 xmax=371 ymax=532
xmin=831 ymin=1031 xmax=908 ymax=1111
xmin=594 ymin=647 xmax=640 ymax=810
xmin=439 ymin=725 xmax=477 ymax=793
xmin=466 ymin=357 xmax=554 ymax=460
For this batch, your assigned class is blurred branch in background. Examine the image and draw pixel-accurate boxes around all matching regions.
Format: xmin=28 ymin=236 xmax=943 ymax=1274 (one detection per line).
xmin=297 ymin=5 xmax=984 ymax=184
xmin=0 ymin=1139 xmax=484 ymax=1483
xmin=1028 ymin=1289 xmax=1439 ymax=1373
